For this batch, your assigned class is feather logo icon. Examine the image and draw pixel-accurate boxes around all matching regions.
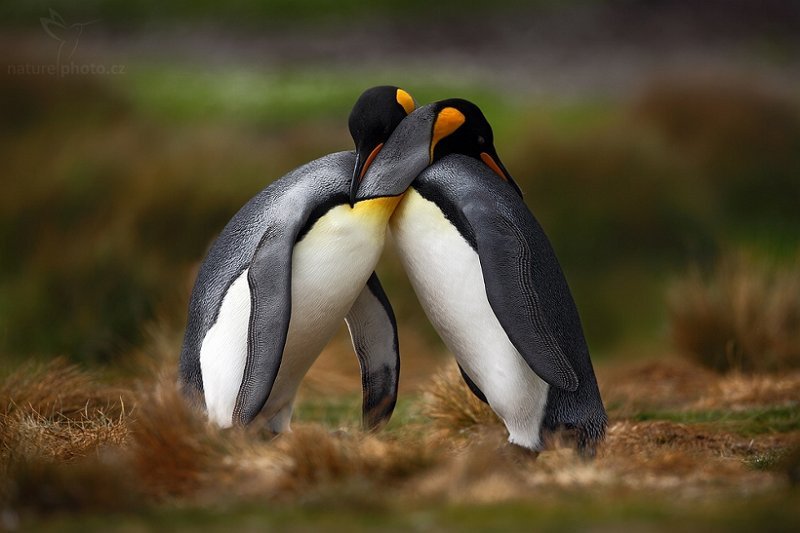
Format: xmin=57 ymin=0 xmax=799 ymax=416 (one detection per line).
xmin=40 ymin=9 xmax=98 ymax=65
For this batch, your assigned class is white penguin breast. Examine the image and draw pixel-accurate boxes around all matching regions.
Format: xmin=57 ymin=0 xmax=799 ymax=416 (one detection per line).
xmin=390 ymin=188 xmax=549 ymax=449
xmin=270 ymin=204 xmax=386 ymax=405
xmin=200 ymin=202 xmax=388 ymax=428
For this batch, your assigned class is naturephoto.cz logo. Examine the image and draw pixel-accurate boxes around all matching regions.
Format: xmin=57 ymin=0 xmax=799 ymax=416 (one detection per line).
xmin=7 ymin=9 xmax=126 ymax=76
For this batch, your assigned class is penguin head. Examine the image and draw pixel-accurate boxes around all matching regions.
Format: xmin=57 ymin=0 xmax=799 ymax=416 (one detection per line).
xmin=355 ymin=98 xmax=521 ymax=202
xmin=354 ymin=101 xmax=459 ymax=202
xmin=349 ymin=86 xmax=417 ymax=205
xmin=430 ymin=98 xmax=522 ymax=197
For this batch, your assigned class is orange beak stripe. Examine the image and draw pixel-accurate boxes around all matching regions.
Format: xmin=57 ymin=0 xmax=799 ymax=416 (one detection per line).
xmin=480 ymin=152 xmax=508 ymax=181
xmin=360 ymin=142 xmax=384 ymax=180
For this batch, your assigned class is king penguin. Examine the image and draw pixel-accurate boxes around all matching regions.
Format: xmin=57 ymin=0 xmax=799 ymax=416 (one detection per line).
xmin=362 ymin=99 xmax=608 ymax=456
xmin=179 ymin=86 xmax=419 ymax=432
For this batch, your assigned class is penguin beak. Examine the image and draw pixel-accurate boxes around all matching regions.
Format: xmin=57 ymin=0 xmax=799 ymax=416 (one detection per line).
xmin=350 ymin=142 xmax=384 ymax=206
xmin=480 ymin=150 xmax=523 ymax=197
xmin=349 ymin=151 xmax=361 ymax=207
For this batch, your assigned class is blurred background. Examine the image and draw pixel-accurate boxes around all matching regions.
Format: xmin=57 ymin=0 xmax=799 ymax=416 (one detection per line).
xmin=1 ymin=0 xmax=799 ymax=374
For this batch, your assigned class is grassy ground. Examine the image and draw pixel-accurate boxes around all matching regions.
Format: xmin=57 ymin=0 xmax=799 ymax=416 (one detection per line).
xmin=1 ymin=341 xmax=799 ymax=530
xmin=3 ymin=17 xmax=800 ymax=528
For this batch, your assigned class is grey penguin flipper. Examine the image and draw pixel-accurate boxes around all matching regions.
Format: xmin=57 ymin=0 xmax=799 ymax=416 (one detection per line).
xmin=462 ymin=200 xmax=579 ymax=393
xmin=232 ymin=229 xmax=296 ymax=426
xmin=345 ymin=272 xmax=400 ymax=431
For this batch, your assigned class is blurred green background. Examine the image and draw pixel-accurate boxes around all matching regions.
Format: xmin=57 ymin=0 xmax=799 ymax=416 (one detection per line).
xmin=1 ymin=0 xmax=799 ymax=366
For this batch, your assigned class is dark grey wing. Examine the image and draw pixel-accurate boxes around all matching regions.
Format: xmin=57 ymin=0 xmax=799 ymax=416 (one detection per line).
xmin=229 ymin=226 xmax=295 ymax=426
xmin=227 ymin=152 xmax=354 ymax=426
xmin=345 ymin=272 xmax=400 ymax=431
xmin=462 ymin=199 xmax=579 ymax=392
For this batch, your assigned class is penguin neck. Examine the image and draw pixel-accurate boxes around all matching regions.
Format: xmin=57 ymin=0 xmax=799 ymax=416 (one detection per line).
xmin=352 ymin=195 xmax=404 ymax=223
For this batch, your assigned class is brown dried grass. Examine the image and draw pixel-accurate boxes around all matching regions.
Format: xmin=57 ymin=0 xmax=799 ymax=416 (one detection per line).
xmin=669 ymin=250 xmax=800 ymax=373
xmin=601 ymin=357 xmax=800 ymax=416
xmin=0 ymin=358 xmax=129 ymax=421
xmin=127 ymin=372 xmax=238 ymax=500
xmin=0 ymin=359 xmax=133 ymax=510
xmin=1 ymin=353 xmax=798 ymax=513
xmin=414 ymin=419 xmax=792 ymax=501
xmin=599 ymin=358 xmax=717 ymax=416
xmin=421 ymin=363 xmax=500 ymax=432
xmin=0 ymin=359 xmax=130 ymax=465
xmin=270 ymin=424 xmax=438 ymax=496
xmin=417 ymin=359 xmax=798 ymax=497
xmin=581 ymin=421 xmax=788 ymax=493
xmin=693 ymin=372 xmax=800 ymax=411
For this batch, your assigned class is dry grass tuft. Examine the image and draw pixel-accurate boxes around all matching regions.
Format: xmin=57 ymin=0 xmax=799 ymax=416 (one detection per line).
xmin=9 ymin=409 xmax=128 ymax=464
xmin=1 ymin=353 xmax=798 ymax=514
xmin=603 ymin=357 xmax=800 ymax=417
xmin=0 ymin=359 xmax=130 ymax=466
xmin=0 ymin=359 xmax=133 ymax=509
xmin=127 ymin=371 xmax=240 ymax=499
xmin=600 ymin=358 xmax=717 ymax=415
xmin=693 ymin=372 xmax=800 ymax=411
xmin=421 ymin=363 xmax=500 ymax=433
xmin=607 ymin=421 xmax=776 ymax=462
xmin=271 ymin=425 xmax=437 ymax=495
xmin=0 ymin=358 xmax=129 ymax=422
xmin=601 ymin=421 xmax=794 ymax=492
xmin=668 ymin=250 xmax=800 ymax=373
xmin=415 ymin=433 xmax=532 ymax=503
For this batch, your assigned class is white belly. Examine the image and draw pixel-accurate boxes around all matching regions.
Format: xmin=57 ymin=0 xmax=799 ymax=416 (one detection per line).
xmin=200 ymin=200 xmax=393 ymax=429
xmin=390 ymin=188 xmax=549 ymax=449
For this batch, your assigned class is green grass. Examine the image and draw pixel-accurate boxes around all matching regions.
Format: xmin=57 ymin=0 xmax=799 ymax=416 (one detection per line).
xmin=297 ymin=387 xmax=800 ymax=446
xmin=118 ymin=64 xmax=538 ymax=130
xmin=294 ymin=394 xmax=424 ymax=433
xmin=634 ymin=405 xmax=800 ymax=437
xmin=116 ymin=63 xmax=619 ymax=152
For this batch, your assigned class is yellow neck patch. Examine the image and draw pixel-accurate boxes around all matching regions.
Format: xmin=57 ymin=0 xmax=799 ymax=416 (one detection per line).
xmin=396 ymin=89 xmax=416 ymax=115
xmin=430 ymin=107 xmax=466 ymax=161
xmin=353 ymin=195 xmax=403 ymax=221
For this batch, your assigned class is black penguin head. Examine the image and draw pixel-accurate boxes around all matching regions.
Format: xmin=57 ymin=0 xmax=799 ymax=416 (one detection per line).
xmin=429 ymin=98 xmax=522 ymax=197
xmin=348 ymin=86 xmax=417 ymax=205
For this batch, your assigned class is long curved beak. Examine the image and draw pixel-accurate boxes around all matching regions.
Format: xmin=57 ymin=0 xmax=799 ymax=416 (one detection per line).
xmin=354 ymin=106 xmax=438 ymax=202
xmin=350 ymin=142 xmax=384 ymax=206
xmin=480 ymin=150 xmax=523 ymax=197
xmin=356 ymin=103 xmax=472 ymax=202
xmin=349 ymin=151 xmax=362 ymax=207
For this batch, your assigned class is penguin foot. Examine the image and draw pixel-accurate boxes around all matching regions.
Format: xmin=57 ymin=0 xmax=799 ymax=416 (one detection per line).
xmin=245 ymin=424 xmax=280 ymax=442
xmin=550 ymin=427 xmax=601 ymax=461
xmin=502 ymin=441 xmax=541 ymax=465
xmin=577 ymin=441 xmax=598 ymax=461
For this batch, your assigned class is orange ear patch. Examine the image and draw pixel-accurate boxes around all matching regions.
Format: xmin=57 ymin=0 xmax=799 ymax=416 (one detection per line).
xmin=430 ymin=107 xmax=466 ymax=161
xmin=480 ymin=152 xmax=508 ymax=181
xmin=396 ymin=89 xmax=416 ymax=115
